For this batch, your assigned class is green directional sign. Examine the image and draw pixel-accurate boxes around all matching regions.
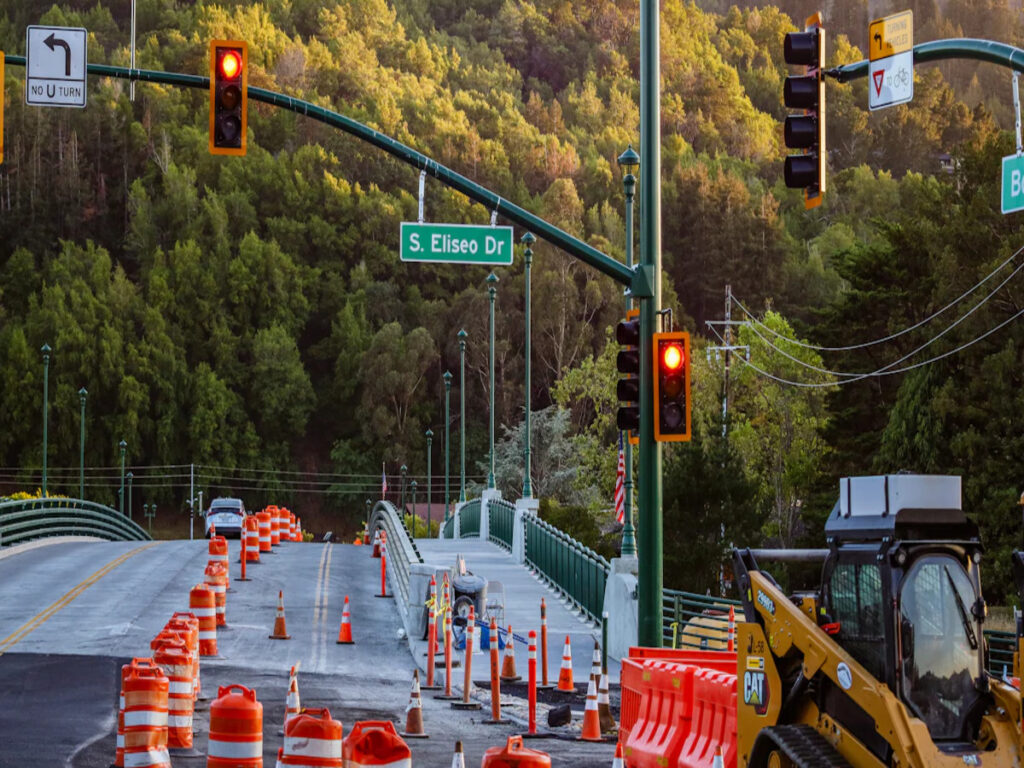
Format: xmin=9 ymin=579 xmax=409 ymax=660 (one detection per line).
xmin=400 ymin=222 xmax=514 ymax=265
xmin=1003 ymin=154 xmax=1024 ymax=215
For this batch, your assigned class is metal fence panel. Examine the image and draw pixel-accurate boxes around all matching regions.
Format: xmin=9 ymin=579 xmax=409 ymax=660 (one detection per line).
xmin=523 ymin=514 xmax=609 ymax=623
xmin=487 ymin=499 xmax=515 ymax=551
xmin=0 ymin=498 xmax=152 ymax=545
xmin=459 ymin=500 xmax=481 ymax=538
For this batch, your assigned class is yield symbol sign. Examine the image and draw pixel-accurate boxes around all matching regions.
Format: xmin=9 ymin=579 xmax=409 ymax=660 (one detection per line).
xmin=44 ymin=32 xmax=72 ymax=76
xmin=872 ymin=69 xmax=884 ymax=96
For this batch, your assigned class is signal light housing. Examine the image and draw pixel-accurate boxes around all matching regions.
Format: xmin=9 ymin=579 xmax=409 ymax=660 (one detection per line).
xmin=783 ymin=14 xmax=825 ymax=209
xmin=210 ymin=40 xmax=248 ymax=156
xmin=616 ymin=312 xmax=641 ymax=434
xmin=653 ymin=331 xmax=691 ymax=442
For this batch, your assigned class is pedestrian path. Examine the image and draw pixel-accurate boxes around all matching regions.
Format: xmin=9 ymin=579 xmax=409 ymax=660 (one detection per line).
xmin=412 ymin=538 xmax=610 ymax=684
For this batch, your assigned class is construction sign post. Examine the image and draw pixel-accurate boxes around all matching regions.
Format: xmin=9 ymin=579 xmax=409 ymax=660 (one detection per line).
xmin=868 ymin=11 xmax=913 ymax=111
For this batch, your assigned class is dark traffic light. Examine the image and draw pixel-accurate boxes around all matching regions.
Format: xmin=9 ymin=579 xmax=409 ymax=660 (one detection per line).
xmin=783 ymin=14 xmax=825 ymax=209
xmin=653 ymin=331 xmax=691 ymax=442
xmin=616 ymin=312 xmax=641 ymax=433
xmin=210 ymin=40 xmax=248 ymax=156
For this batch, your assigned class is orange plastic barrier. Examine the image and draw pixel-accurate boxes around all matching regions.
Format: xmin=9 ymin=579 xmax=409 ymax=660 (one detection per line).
xmin=123 ymin=660 xmax=170 ymax=768
xmin=676 ymin=669 xmax=736 ymax=768
xmin=622 ymin=661 xmax=695 ymax=767
xmin=208 ymin=535 xmax=229 ymax=570
xmin=189 ymin=584 xmax=217 ymax=656
xmin=280 ymin=707 xmax=343 ymax=767
xmin=269 ymin=506 xmax=282 ymax=546
xmin=115 ymin=658 xmax=161 ymax=768
xmin=244 ymin=516 xmax=261 ymax=562
xmin=481 ymin=735 xmax=551 ymax=767
xmin=342 ymin=721 xmax=411 ymax=768
xmin=207 ymin=684 xmax=262 ymax=767
xmin=153 ymin=637 xmax=194 ymax=748
xmin=204 ymin=563 xmax=229 ymax=627
xmin=257 ymin=511 xmax=272 ymax=552
xmin=167 ymin=613 xmax=200 ymax=699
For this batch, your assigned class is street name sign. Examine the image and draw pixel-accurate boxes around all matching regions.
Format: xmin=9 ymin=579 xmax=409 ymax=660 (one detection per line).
xmin=868 ymin=11 xmax=913 ymax=112
xmin=1002 ymin=154 xmax=1024 ymax=215
xmin=400 ymin=223 xmax=514 ymax=265
xmin=26 ymin=25 xmax=88 ymax=108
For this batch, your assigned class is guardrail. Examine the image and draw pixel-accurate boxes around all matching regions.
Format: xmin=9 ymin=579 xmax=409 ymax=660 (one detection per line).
xmin=987 ymin=629 xmax=1015 ymax=678
xmin=524 ymin=515 xmax=609 ymax=622
xmin=459 ymin=499 xmax=481 ymax=538
xmin=487 ymin=498 xmax=515 ymax=551
xmin=370 ymin=500 xmax=424 ymax=616
xmin=0 ymin=497 xmax=152 ymax=545
xmin=441 ymin=514 xmax=455 ymax=539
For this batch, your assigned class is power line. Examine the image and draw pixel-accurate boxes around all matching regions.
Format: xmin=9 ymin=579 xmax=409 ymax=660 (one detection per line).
xmin=732 ymin=244 xmax=1024 ymax=352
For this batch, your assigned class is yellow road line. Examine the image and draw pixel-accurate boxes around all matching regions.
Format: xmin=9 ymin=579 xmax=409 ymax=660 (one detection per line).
xmin=0 ymin=542 xmax=156 ymax=656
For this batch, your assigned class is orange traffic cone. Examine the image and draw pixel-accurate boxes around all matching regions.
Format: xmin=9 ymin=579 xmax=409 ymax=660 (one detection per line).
xmin=557 ymin=635 xmax=574 ymax=692
xmin=611 ymin=742 xmax=624 ymax=768
xmin=278 ymin=666 xmax=300 ymax=736
xmin=451 ymin=740 xmax=465 ymax=768
xmin=400 ymin=670 xmax=428 ymax=738
xmin=336 ymin=595 xmax=354 ymax=644
xmin=269 ymin=590 xmax=291 ymax=639
xmin=712 ymin=745 xmax=725 ymax=768
xmin=728 ymin=606 xmax=736 ymax=652
xmin=579 ymin=676 xmax=602 ymax=741
xmin=589 ymin=640 xmax=601 ymax=684
xmin=598 ymin=671 xmax=616 ymax=733
xmin=500 ymin=625 xmax=520 ymax=683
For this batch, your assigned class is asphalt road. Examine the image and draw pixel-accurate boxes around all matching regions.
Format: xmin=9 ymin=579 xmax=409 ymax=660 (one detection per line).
xmin=0 ymin=538 xmax=616 ymax=766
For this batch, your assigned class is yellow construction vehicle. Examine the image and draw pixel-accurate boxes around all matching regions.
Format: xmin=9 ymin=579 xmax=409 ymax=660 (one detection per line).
xmin=732 ymin=474 xmax=1023 ymax=767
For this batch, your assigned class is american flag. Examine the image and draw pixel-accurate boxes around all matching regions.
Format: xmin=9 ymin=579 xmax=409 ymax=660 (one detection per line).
xmin=382 ymin=463 xmax=388 ymax=500
xmin=614 ymin=433 xmax=626 ymax=524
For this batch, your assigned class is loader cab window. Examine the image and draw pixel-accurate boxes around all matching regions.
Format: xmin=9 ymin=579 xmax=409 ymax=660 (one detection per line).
xmin=899 ymin=555 xmax=981 ymax=741
xmin=827 ymin=562 xmax=886 ymax=681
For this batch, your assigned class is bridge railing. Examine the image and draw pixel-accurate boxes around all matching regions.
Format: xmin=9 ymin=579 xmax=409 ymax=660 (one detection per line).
xmin=458 ymin=499 xmax=481 ymax=538
xmin=370 ymin=500 xmax=423 ymax=613
xmin=524 ymin=514 xmax=609 ymax=623
xmin=487 ymin=498 xmax=515 ymax=551
xmin=0 ymin=497 xmax=152 ymax=545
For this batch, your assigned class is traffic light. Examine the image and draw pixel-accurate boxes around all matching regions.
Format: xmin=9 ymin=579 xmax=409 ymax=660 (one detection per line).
xmin=783 ymin=13 xmax=825 ymax=209
xmin=653 ymin=331 xmax=691 ymax=442
xmin=615 ymin=310 xmax=641 ymax=434
xmin=209 ymin=40 xmax=248 ymax=156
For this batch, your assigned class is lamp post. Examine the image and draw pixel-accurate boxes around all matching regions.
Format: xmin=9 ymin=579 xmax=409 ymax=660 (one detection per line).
xmin=41 ymin=344 xmax=51 ymax=497
xmin=617 ymin=144 xmax=640 ymax=558
xmin=486 ymin=273 xmax=499 ymax=490
xmin=638 ymin=0 xmax=664 ymax=646
xmin=400 ymin=464 xmax=408 ymax=511
xmin=126 ymin=472 xmax=134 ymax=520
xmin=143 ymin=503 xmax=149 ymax=531
xmin=410 ymin=480 xmax=418 ymax=533
xmin=443 ymin=371 xmax=452 ymax=521
xmin=521 ymin=233 xmax=535 ymax=499
xmin=458 ymin=329 xmax=467 ymax=502
xmin=118 ymin=440 xmax=127 ymax=516
xmin=366 ymin=499 xmax=372 ymax=535
xmin=425 ymin=429 xmax=433 ymax=536
xmin=78 ymin=387 xmax=88 ymax=499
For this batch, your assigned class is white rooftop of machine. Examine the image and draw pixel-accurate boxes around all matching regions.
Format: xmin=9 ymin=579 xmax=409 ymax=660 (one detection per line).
xmin=838 ymin=474 xmax=961 ymax=518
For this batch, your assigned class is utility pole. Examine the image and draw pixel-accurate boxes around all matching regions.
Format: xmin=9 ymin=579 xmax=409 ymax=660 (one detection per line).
xmin=706 ymin=284 xmax=748 ymax=437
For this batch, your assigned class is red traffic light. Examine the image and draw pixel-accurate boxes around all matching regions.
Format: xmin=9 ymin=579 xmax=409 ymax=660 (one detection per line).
xmin=662 ymin=343 xmax=683 ymax=371
xmin=219 ymin=50 xmax=241 ymax=80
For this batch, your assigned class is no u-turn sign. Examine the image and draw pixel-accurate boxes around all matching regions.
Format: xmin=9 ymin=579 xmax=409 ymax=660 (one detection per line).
xmin=25 ymin=25 xmax=88 ymax=108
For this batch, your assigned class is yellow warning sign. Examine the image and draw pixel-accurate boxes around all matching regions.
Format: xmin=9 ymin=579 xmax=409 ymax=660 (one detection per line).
xmin=869 ymin=10 xmax=913 ymax=62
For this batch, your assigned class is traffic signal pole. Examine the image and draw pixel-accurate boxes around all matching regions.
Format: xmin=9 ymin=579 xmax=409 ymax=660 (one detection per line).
xmin=637 ymin=0 xmax=664 ymax=648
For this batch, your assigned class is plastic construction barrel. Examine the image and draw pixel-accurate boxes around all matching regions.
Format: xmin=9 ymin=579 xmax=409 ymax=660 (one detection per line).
xmin=153 ymin=637 xmax=195 ymax=749
xmin=204 ymin=563 xmax=229 ymax=627
xmin=269 ymin=506 xmax=282 ymax=546
xmin=280 ymin=707 xmax=342 ymax=767
xmin=342 ymin=721 xmax=411 ymax=768
xmin=123 ymin=661 xmax=170 ymax=768
xmin=116 ymin=658 xmax=159 ymax=768
xmin=244 ymin=516 xmax=261 ymax=562
xmin=167 ymin=613 xmax=200 ymax=699
xmin=287 ymin=511 xmax=297 ymax=542
xmin=481 ymin=736 xmax=551 ymax=768
xmin=190 ymin=584 xmax=218 ymax=656
xmin=208 ymin=535 xmax=229 ymax=569
xmin=257 ymin=512 xmax=272 ymax=552
xmin=207 ymin=684 xmax=263 ymax=767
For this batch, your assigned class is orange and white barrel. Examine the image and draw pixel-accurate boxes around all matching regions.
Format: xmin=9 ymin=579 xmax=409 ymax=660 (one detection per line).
xmin=190 ymin=584 xmax=218 ymax=656
xmin=287 ymin=511 xmax=297 ymax=541
xmin=123 ymin=661 xmax=170 ymax=768
xmin=153 ymin=638 xmax=194 ymax=749
xmin=204 ymin=563 xmax=229 ymax=627
xmin=257 ymin=512 xmax=272 ymax=552
xmin=280 ymin=707 xmax=342 ymax=767
xmin=208 ymin=534 xmax=229 ymax=569
xmin=168 ymin=613 xmax=200 ymax=699
xmin=270 ymin=506 xmax=282 ymax=546
xmin=244 ymin=516 xmax=261 ymax=562
xmin=208 ymin=684 xmax=263 ymax=767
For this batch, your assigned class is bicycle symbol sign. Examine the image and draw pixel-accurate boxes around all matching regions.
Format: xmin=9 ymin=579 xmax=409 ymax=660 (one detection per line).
xmin=869 ymin=49 xmax=914 ymax=111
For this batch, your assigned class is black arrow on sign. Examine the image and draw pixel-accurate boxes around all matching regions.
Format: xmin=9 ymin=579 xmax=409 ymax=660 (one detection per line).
xmin=44 ymin=32 xmax=72 ymax=76
xmin=873 ymin=32 xmax=882 ymax=51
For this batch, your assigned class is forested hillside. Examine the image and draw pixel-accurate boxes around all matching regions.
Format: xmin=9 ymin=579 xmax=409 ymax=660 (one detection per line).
xmin=1 ymin=0 xmax=1023 ymax=597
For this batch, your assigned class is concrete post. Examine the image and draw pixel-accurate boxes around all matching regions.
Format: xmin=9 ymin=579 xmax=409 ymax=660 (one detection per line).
xmin=480 ymin=488 xmax=502 ymax=541
xmin=512 ymin=497 xmax=538 ymax=565
xmin=602 ymin=556 xmax=639 ymax=664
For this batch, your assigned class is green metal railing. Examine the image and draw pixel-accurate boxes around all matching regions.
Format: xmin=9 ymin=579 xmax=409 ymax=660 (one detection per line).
xmin=0 ymin=497 xmax=151 ymax=545
xmin=441 ymin=515 xmax=455 ymax=539
xmin=524 ymin=515 xmax=609 ymax=622
xmin=459 ymin=499 xmax=481 ymax=538
xmin=487 ymin=498 xmax=515 ymax=551
xmin=987 ymin=629 xmax=1015 ymax=678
